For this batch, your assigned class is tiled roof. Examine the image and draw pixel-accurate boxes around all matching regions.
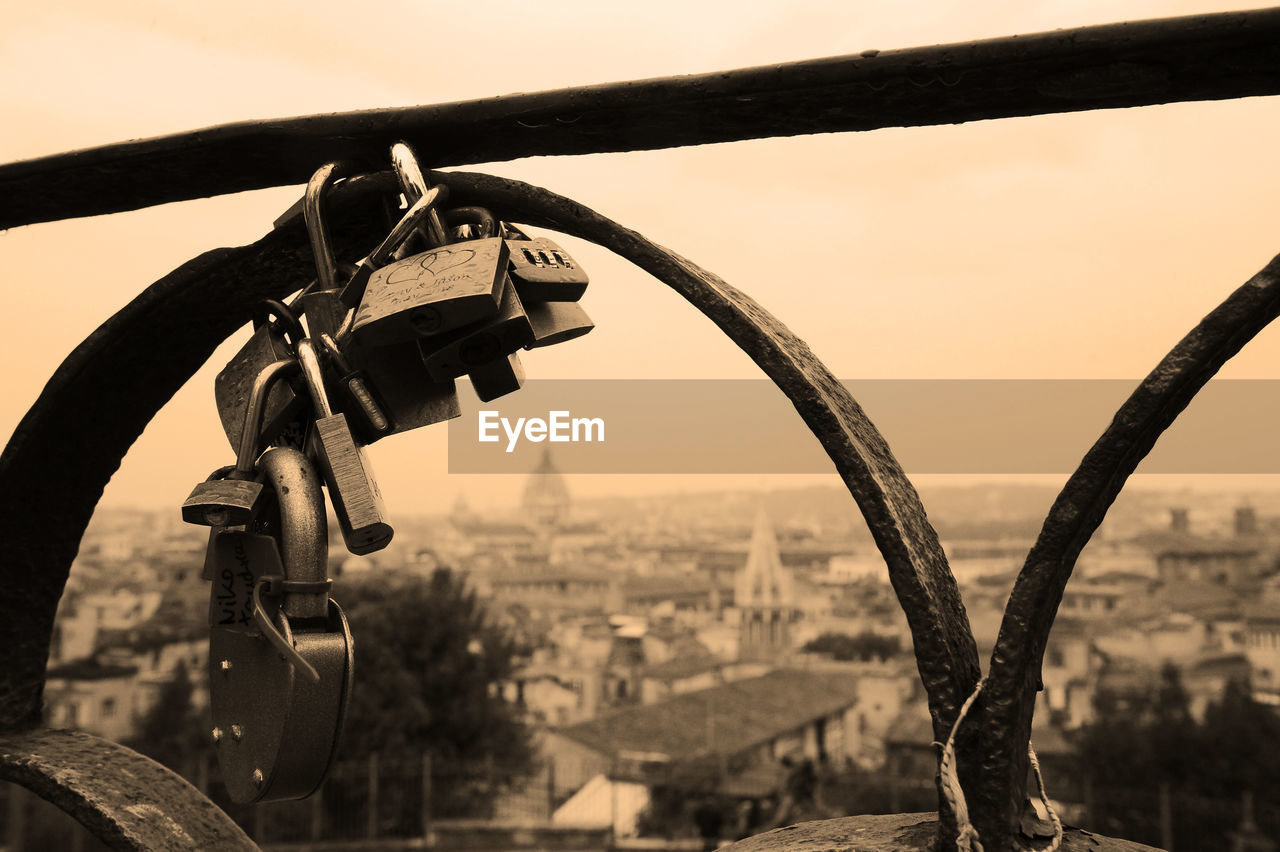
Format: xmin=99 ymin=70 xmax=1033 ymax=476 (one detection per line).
xmin=557 ymin=669 xmax=861 ymax=760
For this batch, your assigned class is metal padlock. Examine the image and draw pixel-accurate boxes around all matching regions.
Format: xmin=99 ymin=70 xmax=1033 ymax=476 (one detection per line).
xmin=183 ymin=358 xmax=301 ymax=527
xmin=525 ymin=300 xmax=595 ymax=348
xmin=206 ymin=528 xmax=281 ymax=633
xmin=505 ymin=232 xmax=589 ymax=302
xmin=469 ymin=352 xmax=526 ymax=403
xmin=349 ymin=143 xmax=506 ymax=344
xmin=419 ymin=277 xmax=534 ymax=382
xmin=296 ymin=168 xmax=460 ymax=442
xmin=315 ymin=332 xmax=392 ymax=444
xmin=209 ymin=446 xmax=353 ymax=804
xmin=214 ymin=300 xmax=308 ymax=452
xmin=297 ymin=338 xmax=394 ymax=555
xmin=338 ymin=336 xmax=462 ymax=438
xmin=349 ymin=236 xmax=509 ymax=346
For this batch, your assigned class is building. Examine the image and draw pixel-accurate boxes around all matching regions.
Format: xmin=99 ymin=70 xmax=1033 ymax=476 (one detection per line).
xmin=43 ymin=658 xmax=142 ymax=742
xmin=543 ymin=669 xmax=865 ymax=832
xmin=735 ymin=509 xmax=798 ymax=662
xmin=1155 ymin=543 xmax=1261 ymax=587
xmin=1244 ymin=605 xmax=1280 ymax=705
xmin=523 ymin=449 xmax=571 ymax=528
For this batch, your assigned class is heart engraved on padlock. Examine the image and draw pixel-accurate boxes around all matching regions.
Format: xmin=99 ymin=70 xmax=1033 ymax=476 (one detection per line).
xmin=350 ymin=238 xmax=509 ymax=345
xmin=209 ymin=446 xmax=353 ymax=804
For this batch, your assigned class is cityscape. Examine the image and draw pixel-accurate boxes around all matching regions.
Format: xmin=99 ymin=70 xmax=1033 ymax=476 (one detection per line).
xmin=10 ymin=454 xmax=1280 ymax=849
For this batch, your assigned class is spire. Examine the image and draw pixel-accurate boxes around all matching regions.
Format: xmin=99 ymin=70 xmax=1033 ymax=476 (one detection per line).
xmin=735 ymin=506 xmax=796 ymax=661
xmin=736 ymin=506 xmax=793 ymax=609
xmin=522 ymin=448 xmax=570 ymax=527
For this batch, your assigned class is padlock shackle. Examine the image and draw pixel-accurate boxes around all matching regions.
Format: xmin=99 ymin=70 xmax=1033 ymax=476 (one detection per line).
xmin=256 ymin=447 xmax=329 ymax=622
xmin=303 ymin=162 xmax=359 ymax=293
xmin=317 ymin=333 xmax=353 ymax=374
xmin=251 ymin=298 xmax=306 ymax=355
xmin=295 ymin=339 xmax=334 ymax=419
xmin=232 ymin=358 xmax=300 ymax=477
xmin=367 ymin=185 xmax=446 ymax=267
xmin=390 ymin=141 xmax=449 ymax=247
xmin=443 ymin=206 xmax=497 ymax=240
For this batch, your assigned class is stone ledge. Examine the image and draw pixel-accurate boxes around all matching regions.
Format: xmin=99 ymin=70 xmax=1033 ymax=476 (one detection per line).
xmin=723 ymin=813 xmax=1163 ymax=852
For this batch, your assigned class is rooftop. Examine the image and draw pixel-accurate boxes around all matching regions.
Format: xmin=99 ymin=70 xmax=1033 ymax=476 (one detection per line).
xmin=557 ymin=669 xmax=861 ymax=761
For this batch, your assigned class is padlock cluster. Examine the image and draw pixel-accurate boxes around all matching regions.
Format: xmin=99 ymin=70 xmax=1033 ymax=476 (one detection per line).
xmin=178 ymin=143 xmax=592 ymax=804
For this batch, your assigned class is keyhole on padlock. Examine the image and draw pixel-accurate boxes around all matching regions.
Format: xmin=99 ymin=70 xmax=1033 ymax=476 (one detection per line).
xmin=204 ymin=508 xmax=231 ymax=526
xmin=460 ymin=333 xmax=501 ymax=366
xmin=409 ymin=306 xmax=444 ymax=334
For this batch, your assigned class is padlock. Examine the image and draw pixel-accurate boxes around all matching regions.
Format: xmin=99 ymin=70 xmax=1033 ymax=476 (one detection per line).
xmin=525 ymin=300 xmax=595 ymax=348
xmin=348 ymin=143 xmax=507 ymax=343
xmin=505 ymin=235 xmax=590 ymax=302
xmin=296 ymin=338 xmax=394 ymax=555
xmin=338 ymin=336 xmax=461 ymax=437
xmin=316 ymin=332 xmax=392 ymax=444
xmin=206 ymin=527 xmax=282 ymax=633
xmin=293 ymin=160 xmax=447 ymax=341
xmin=349 ymin=236 xmax=509 ymax=346
xmin=419 ymin=277 xmax=534 ymax=382
xmin=209 ymin=446 xmax=353 ymax=804
xmin=469 ymin=352 xmax=526 ymax=403
xmin=214 ymin=300 xmax=308 ymax=452
xmin=183 ymin=358 xmax=300 ymax=527
xmin=289 ymin=157 xmax=459 ymax=443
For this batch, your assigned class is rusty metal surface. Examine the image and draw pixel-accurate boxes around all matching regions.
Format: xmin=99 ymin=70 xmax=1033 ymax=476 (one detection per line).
xmin=968 ymin=253 xmax=1280 ymax=845
xmin=0 ymin=727 xmax=256 ymax=850
xmin=2 ymin=7 xmax=1280 ymax=228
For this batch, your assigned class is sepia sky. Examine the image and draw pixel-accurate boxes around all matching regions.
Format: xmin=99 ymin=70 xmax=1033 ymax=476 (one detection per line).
xmin=2 ymin=1 xmax=1280 ymax=514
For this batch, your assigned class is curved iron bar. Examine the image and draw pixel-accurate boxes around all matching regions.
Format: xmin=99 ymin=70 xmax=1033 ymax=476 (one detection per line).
xmin=0 ymin=170 xmax=977 ymax=846
xmin=971 ymin=253 xmax=1280 ymax=844
xmin=429 ymin=169 xmax=984 ymax=734
xmin=0 ymin=728 xmax=255 ymax=850
xmin=1 ymin=7 xmax=1279 ymax=228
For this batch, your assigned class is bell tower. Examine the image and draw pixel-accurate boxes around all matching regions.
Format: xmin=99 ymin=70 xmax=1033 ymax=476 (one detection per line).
xmin=735 ymin=507 xmax=796 ymax=661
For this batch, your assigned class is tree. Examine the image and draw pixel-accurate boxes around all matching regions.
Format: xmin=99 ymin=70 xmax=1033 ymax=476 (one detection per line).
xmin=801 ymin=631 xmax=902 ymax=662
xmin=337 ymin=567 xmax=535 ymax=819
xmin=1071 ymin=669 xmax=1280 ymax=844
xmin=1198 ymin=676 xmax=1280 ymax=799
